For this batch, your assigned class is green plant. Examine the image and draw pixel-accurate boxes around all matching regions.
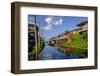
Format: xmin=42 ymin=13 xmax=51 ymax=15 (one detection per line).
xmin=59 ymin=32 xmax=88 ymax=49
xmin=82 ymin=32 xmax=88 ymax=41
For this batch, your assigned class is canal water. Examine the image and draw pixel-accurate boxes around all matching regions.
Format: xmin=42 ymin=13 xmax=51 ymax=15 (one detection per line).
xmin=38 ymin=44 xmax=82 ymax=60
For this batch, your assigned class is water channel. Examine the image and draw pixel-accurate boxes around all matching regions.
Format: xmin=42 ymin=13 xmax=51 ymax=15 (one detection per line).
xmin=38 ymin=44 xmax=86 ymax=60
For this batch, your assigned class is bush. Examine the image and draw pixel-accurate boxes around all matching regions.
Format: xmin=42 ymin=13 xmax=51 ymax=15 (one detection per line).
xmin=60 ymin=32 xmax=88 ymax=49
xmin=82 ymin=32 xmax=88 ymax=41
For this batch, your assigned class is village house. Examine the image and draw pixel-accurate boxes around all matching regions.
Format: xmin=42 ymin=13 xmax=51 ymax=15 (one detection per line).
xmin=69 ymin=21 xmax=88 ymax=35
xmin=48 ymin=21 xmax=88 ymax=45
xmin=77 ymin=21 xmax=88 ymax=31
xmin=28 ymin=23 xmax=39 ymax=52
xmin=76 ymin=21 xmax=88 ymax=35
xmin=60 ymin=21 xmax=88 ymax=42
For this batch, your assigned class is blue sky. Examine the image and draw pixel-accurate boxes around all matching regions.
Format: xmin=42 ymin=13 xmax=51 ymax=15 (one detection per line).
xmin=28 ymin=15 xmax=88 ymax=42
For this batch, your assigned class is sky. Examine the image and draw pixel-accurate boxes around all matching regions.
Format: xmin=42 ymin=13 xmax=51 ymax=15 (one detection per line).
xmin=28 ymin=15 xmax=88 ymax=42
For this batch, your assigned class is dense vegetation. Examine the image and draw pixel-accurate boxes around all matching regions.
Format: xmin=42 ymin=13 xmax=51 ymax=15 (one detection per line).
xmin=57 ymin=31 xmax=88 ymax=57
xmin=62 ymin=31 xmax=88 ymax=49
xmin=28 ymin=41 xmax=45 ymax=60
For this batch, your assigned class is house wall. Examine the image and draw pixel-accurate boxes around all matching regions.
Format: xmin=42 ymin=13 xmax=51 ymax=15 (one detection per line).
xmin=81 ymin=23 xmax=88 ymax=31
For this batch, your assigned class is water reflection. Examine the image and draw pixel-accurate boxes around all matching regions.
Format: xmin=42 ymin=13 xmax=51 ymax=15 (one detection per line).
xmin=38 ymin=44 xmax=87 ymax=60
xmin=40 ymin=52 xmax=53 ymax=60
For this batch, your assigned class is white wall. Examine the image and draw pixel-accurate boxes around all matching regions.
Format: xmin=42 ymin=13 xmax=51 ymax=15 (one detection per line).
xmin=0 ymin=0 xmax=100 ymax=76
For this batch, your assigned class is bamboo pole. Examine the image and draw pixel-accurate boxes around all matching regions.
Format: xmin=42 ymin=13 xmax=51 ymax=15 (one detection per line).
xmin=38 ymin=16 xmax=40 ymax=51
xmin=34 ymin=15 xmax=38 ymax=60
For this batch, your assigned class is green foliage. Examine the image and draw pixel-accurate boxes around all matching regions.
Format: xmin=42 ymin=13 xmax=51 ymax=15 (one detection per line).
xmin=28 ymin=45 xmax=36 ymax=60
xmin=60 ymin=31 xmax=88 ymax=49
xmin=82 ymin=32 xmax=88 ymax=41
xmin=28 ymin=41 xmax=45 ymax=60
xmin=58 ymin=32 xmax=88 ymax=56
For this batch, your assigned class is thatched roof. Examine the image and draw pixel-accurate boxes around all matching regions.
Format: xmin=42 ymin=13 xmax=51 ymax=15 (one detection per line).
xmin=76 ymin=21 xmax=88 ymax=27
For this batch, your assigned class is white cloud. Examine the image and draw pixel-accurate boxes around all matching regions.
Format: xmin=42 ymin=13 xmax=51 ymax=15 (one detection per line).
xmin=45 ymin=17 xmax=52 ymax=24
xmin=43 ymin=17 xmax=53 ymax=31
xmin=55 ymin=21 xmax=59 ymax=25
xmin=43 ymin=24 xmax=52 ymax=31
xmin=59 ymin=19 xmax=63 ymax=24
xmin=43 ymin=16 xmax=63 ymax=31
xmin=54 ymin=19 xmax=63 ymax=25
